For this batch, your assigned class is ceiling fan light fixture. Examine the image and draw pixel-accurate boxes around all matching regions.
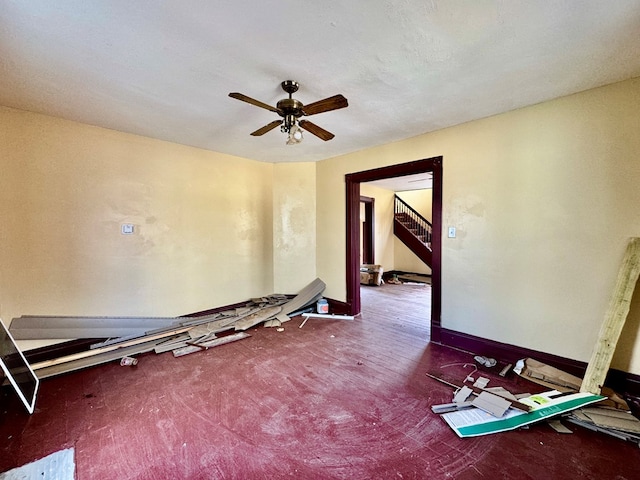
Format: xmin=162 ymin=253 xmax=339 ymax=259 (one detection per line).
xmin=286 ymin=122 xmax=303 ymax=145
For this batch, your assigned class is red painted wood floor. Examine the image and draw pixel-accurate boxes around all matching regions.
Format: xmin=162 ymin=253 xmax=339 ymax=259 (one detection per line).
xmin=1 ymin=283 xmax=639 ymax=479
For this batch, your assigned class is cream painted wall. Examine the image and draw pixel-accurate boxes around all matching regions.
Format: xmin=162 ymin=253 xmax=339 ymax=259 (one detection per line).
xmin=317 ymin=77 xmax=640 ymax=375
xmin=360 ymin=183 xmax=394 ymax=270
xmin=0 ymin=107 xmax=274 ymax=334
xmin=272 ymin=162 xmax=317 ymax=294
xmin=396 ymin=190 xmax=432 ymax=221
xmin=395 ymin=189 xmax=433 ymax=275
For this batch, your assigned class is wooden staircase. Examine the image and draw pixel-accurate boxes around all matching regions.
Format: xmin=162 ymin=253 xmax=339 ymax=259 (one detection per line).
xmin=394 ymin=195 xmax=432 ymax=267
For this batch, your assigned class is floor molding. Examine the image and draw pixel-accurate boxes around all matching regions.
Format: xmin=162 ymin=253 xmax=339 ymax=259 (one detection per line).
xmin=438 ymin=327 xmax=640 ymax=397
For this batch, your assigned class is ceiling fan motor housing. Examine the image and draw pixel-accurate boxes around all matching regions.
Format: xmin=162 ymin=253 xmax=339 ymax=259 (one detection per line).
xmin=277 ymin=98 xmax=304 ymax=117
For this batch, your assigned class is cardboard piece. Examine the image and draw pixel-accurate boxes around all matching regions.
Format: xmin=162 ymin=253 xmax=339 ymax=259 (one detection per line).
xmin=547 ymin=419 xmax=573 ymax=433
xmin=471 ymin=391 xmax=512 ymax=417
xmin=566 ymin=410 xmax=640 ymax=445
xmin=360 ymin=264 xmax=384 ymax=286
xmin=453 ymin=386 xmax=473 ymax=403
xmin=473 ymin=377 xmax=490 ymax=389
xmin=581 ymin=407 xmax=640 ymax=434
xmin=513 ymin=358 xmax=582 ymax=392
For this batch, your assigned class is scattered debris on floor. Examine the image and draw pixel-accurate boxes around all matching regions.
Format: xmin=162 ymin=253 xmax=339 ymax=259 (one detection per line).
xmin=429 ymin=239 xmax=640 ymax=441
xmin=428 ymin=356 xmax=639 ymax=443
xmin=473 ymin=355 xmax=497 ymax=368
xmin=4 ymin=278 xmax=330 ymax=413
xmin=382 ymin=271 xmax=431 ymax=285
xmin=119 ymin=356 xmax=138 ymax=367
xmin=360 ymin=264 xmax=384 ymax=286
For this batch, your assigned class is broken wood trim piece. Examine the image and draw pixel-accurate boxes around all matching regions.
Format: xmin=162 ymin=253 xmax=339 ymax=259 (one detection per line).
xmin=172 ymin=332 xmax=250 ymax=357
xmin=499 ymin=363 xmax=512 ymax=377
xmin=431 ymin=401 xmax=474 ymax=414
xmin=153 ymin=334 xmax=195 ymax=354
xmin=233 ymin=305 xmax=282 ymax=331
xmin=34 ymin=338 xmax=164 ymax=379
xmin=581 ymin=237 xmax=640 ymax=395
xmin=30 ymin=326 xmax=191 ymax=370
xmin=426 ymin=373 xmax=533 ymax=412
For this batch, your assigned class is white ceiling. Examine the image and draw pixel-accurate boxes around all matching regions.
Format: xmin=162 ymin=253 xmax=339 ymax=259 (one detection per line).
xmin=366 ymin=173 xmax=433 ymax=193
xmin=2 ymin=1 xmax=640 ymax=164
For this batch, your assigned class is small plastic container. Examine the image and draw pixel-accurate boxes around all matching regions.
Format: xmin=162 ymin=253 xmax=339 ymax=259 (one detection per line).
xmin=316 ymin=298 xmax=329 ymax=314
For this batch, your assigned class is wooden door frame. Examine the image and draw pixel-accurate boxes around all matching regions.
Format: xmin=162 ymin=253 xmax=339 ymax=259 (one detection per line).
xmin=360 ymin=196 xmax=375 ymax=265
xmin=345 ymin=156 xmax=443 ymax=343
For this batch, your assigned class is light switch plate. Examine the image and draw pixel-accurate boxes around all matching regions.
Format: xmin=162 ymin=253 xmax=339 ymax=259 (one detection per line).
xmin=448 ymin=226 xmax=456 ymax=238
xmin=121 ymin=224 xmax=135 ymax=235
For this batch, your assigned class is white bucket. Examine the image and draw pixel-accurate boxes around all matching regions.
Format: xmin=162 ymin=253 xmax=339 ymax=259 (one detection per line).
xmin=316 ymin=298 xmax=329 ymax=314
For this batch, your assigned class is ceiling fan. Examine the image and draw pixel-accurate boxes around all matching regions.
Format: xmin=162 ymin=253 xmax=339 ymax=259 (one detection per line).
xmin=229 ymin=80 xmax=348 ymax=144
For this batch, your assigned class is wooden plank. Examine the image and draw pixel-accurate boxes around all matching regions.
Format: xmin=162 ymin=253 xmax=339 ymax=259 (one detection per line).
xmin=581 ymin=237 xmax=640 ymax=394
xmin=280 ymin=278 xmax=326 ymax=315
xmin=172 ymin=332 xmax=251 ymax=357
xmin=34 ymin=338 xmax=164 ymax=379
xmin=30 ymin=326 xmax=191 ymax=370
xmin=233 ymin=306 xmax=282 ymax=331
xmin=425 ymin=373 xmax=532 ymax=412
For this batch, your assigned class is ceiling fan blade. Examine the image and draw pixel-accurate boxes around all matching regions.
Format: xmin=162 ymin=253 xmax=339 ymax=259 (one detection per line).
xmin=229 ymin=92 xmax=282 ymax=114
xmin=250 ymin=120 xmax=282 ymax=136
xmin=301 ymin=94 xmax=348 ymax=116
xmin=299 ymin=120 xmax=335 ymax=141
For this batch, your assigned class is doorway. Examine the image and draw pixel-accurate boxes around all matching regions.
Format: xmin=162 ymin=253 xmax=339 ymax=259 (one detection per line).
xmin=360 ymin=196 xmax=375 ymax=265
xmin=345 ymin=156 xmax=443 ymax=343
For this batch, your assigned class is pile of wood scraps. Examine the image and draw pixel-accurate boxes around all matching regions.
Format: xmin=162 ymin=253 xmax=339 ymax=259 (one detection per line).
xmin=9 ymin=278 xmax=326 ymax=380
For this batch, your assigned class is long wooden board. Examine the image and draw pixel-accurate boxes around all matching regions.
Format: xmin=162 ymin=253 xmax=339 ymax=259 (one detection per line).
xmin=34 ymin=338 xmax=165 ymax=379
xmin=581 ymin=237 xmax=640 ymax=394
xmin=9 ymin=315 xmax=182 ymax=339
xmin=30 ymin=326 xmax=191 ymax=370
